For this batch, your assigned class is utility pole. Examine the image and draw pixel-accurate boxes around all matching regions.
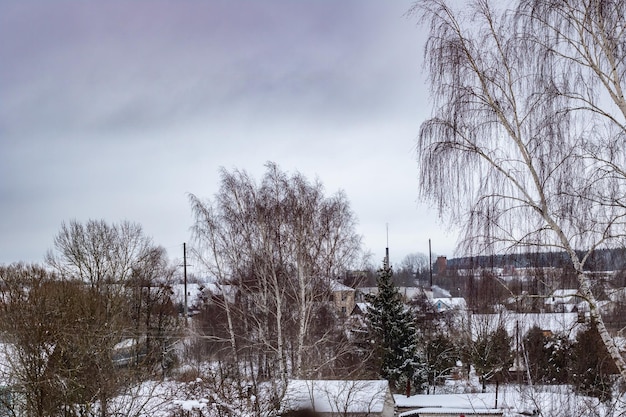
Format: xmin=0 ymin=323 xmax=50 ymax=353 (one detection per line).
xmin=183 ymin=242 xmax=188 ymax=326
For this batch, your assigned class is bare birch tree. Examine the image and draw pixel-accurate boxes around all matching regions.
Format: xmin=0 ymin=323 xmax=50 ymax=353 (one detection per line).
xmin=189 ymin=162 xmax=361 ymax=389
xmin=412 ymin=0 xmax=626 ymax=378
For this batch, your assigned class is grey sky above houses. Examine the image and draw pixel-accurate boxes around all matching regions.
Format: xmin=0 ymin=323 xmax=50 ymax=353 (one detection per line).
xmin=0 ymin=0 xmax=459 ymax=271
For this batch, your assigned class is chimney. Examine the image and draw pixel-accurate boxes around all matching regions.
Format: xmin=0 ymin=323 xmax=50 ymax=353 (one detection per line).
xmin=436 ymin=256 xmax=447 ymax=275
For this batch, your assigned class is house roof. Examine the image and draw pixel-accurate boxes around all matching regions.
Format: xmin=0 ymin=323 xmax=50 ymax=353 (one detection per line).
xmin=282 ymin=379 xmax=392 ymax=414
xmin=431 ymin=285 xmax=451 ymax=298
xmin=433 ymin=297 xmax=467 ymax=311
xmin=353 ymin=302 xmax=369 ymax=314
xmin=394 ymin=393 xmax=504 ymax=413
xmin=398 ymin=287 xmax=430 ymax=300
xmin=330 ymin=280 xmax=355 ymax=292
xmin=399 ymin=408 xmax=503 ymax=416
xmin=544 ymin=289 xmax=579 ymax=305
xmin=470 ymin=312 xmax=582 ymax=339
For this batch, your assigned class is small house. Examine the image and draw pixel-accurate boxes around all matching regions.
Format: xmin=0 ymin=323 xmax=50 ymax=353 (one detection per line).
xmin=432 ymin=297 xmax=467 ymax=312
xmin=330 ymin=281 xmax=356 ymax=316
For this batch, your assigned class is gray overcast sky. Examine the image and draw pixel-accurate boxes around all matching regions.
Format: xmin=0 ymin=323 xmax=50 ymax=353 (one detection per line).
xmin=0 ymin=0 xmax=459 ymax=269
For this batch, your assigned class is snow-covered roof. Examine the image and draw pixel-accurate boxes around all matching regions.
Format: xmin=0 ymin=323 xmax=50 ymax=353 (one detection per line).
xmin=431 ymin=285 xmax=451 ymax=298
xmin=395 ymin=393 xmax=500 ymax=410
xmin=544 ymin=289 xmax=579 ymax=305
xmin=114 ymin=338 xmax=140 ymax=351
xmin=356 ymin=286 xmax=432 ymax=300
xmin=433 ymin=297 xmax=467 ymax=311
xmin=353 ymin=302 xmax=369 ymax=314
xmin=398 ymin=287 xmax=430 ymax=300
xmin=282 ymin=380 xmax=392 ymax=414
xmin=330 ymin=280 xmax=354 ymax=292
xmin=399 ymin=408 xmax=503 ymax=416
xmin=470 ymin=312 xmax=582 ymax=339
xmin=608 ymin=286 xmax=626 ymax=302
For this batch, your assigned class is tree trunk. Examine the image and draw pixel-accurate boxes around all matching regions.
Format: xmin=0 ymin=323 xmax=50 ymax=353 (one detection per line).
xmin=99 ymin=392 xmax=107 ymax=417
xmin=546 ymin=216 xmax=626 ymax=381
xmin=272 ymin=271 xmax=287 ymax=385
xmin=295 ymin=261 xmax=308 ymax=377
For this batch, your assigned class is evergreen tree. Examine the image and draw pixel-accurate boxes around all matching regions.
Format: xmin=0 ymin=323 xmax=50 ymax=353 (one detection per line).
xmin=571 ymin=324 xmax=619 ymax=402
xmin=366 ymin=260 xmax=423 ymax=394
xmin=524 ymin=326 xmax=570 ymax=384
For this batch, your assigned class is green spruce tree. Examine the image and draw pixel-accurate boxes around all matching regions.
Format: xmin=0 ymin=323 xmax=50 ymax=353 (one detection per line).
xmin=366 ymin=259 xmax=424 ymax=394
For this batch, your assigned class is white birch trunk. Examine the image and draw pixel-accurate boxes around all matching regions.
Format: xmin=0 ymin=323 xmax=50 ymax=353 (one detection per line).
xmin=577 ymin=271 xmax=626 ymax=379
xmin=295 ymin=260 xmax=308 ymax=377
xmin=271 ymin=270 xmax=287 ymax=384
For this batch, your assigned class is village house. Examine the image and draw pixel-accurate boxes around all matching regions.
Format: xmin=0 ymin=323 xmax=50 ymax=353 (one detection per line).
xmin=330 ymin=280 xmax=356 ymax=316
xmin=432 ymin=297 xmax=467 ymax=312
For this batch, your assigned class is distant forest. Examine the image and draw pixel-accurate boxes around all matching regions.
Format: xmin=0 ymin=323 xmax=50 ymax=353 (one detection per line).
xmin=448 ymin=248 xmax=626 ymax=272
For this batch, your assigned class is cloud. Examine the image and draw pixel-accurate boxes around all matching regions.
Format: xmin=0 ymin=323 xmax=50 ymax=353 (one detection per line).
xmin=2 ymin=1 xmax=423 ymax=135
xmin=0 ymin=0 xmax=457 ymax=265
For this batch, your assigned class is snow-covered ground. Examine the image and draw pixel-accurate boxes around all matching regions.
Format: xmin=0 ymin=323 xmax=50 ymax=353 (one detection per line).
xmin=104 ymin=379 xmax=626 ymax=417
xmin=102 ymin=376 xmax=271 ymax=417
xmin=395 ymin=384 xmax=626 ymax=417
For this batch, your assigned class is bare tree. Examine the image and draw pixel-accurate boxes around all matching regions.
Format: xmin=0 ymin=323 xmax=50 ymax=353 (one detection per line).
xmin=0 ymin=264 xmax=136 ymax=417
xmin=43 ymin=220 xmax=176 ymax=416
xmin=424 ymin=333 xmax=458 ymax=394
xmin=0 ymin=263 xmax=60 ymax=416
xmin=412 ymin=0 xmax=626 ymax=378
xmin=46 ymin=219 xmax=154 ymax=292
xmin=126 ymin=246 xmax=181 ymax=376
xmin=189 ymin=162 xmax=362 ymax=392
xmin=397 ymin=252 xmax=430 ymax=286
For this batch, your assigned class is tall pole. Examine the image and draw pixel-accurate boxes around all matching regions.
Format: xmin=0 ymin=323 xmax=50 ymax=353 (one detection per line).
xmin=429 ymin=238 xmax=433 ymax=287
xmin=385 ymin=223 xmax=389 ymax=266
xmin=183 ymin=242 xmax=188 ymax=326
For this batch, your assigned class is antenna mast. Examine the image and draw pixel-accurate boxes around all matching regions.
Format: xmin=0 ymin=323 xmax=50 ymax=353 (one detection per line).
xmin=385 ymin=223 xmax=389 ymax=266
